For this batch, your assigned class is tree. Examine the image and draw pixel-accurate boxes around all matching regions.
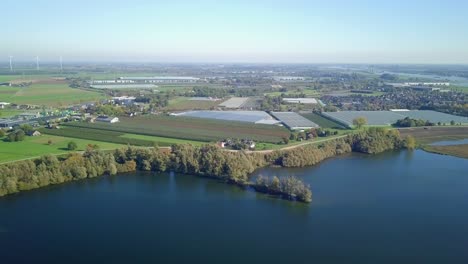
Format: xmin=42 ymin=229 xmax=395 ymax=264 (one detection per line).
xmin=450 ymin=120 xmax=455 ymax=126
xmin=7 ymin=130 xmax=25 ymax=142
xmin=67 ymin=141 xmax=78 ymax=151
xmin=0 ymin=129 xmax=5 ymax=138
xmin=271 ymin=176 xmax=281 ymax=192
xmin=405 ymin=135 xmax=416 ymax=150
xmin=20 ymin=124 xmax=34 ymax=135
xmin=352 ymin=117 xmax=367 ymax=129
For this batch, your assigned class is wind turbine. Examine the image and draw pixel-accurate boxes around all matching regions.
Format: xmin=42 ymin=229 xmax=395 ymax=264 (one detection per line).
xmin=9 ymin=56 xmax=13 ymax=71
xmin=60 ymin=56 xmax=63 ymax=72
xmin=36 ymin=56 xmax=39 ymax=70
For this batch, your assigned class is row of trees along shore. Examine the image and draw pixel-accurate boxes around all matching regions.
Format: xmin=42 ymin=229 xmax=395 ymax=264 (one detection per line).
xmin=0 ymin=127 xmax=407 ymax=203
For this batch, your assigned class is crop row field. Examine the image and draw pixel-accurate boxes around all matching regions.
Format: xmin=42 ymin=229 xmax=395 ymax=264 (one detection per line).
xmin=39 ymin=126 xmax=201 ymax=147
xmin=64 ymin=115 xmax=291 ymax=143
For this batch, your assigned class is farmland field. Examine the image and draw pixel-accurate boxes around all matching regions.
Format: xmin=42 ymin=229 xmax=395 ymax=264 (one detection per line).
xmin=264 ymin=89 xmax=320 ymax=97
xmin=39 ymin=126 xmax=193 ymax=147
xmin=64 ymin=115 xmax=290 ymax=143
xmin=1 ymin=82 xmax=105 ymax=106
xmin=0 ymin=134 xmax=124 ymax=163
xmin=0 ymin=109 xmax=22 ymax=118
xmin=300 ymin=112 xmax=347 ymax=129
xmin=165 ymin=97 xmax=222 ymax=111
xmin=399 ymin=126 xmax=468 ymax=144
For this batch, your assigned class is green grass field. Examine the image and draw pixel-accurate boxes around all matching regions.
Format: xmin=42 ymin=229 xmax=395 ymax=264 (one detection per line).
xmin=0 ymin=134 xmax=124 ymax=163
xmin=300 ymin=112 xmax=347 ymax=129
xmin=264 ymin=89 xmax=320 ymax=97
xmin=64 ymin=115 xmax=290 ymax=144
xmin=0 ymin=83 xmax=105 ymax=106
xmin=0 ymin=74 xmax=54 ymax=83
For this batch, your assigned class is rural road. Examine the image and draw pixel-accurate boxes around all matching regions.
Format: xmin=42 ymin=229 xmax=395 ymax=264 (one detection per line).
xmin=222 ymin=135 xmax=348 ymax=154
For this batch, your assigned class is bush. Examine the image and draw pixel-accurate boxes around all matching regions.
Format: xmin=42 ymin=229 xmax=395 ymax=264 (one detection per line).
xmin=67 ymin=141 xmax=78 ymax=150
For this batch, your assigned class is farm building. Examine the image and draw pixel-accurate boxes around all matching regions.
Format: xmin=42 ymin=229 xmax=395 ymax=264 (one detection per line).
xmin=0 ymin=119 xmax=39 ymax=129
xmin=92 ymin=77 xmax=199 ymax=84
xmin=270 ymin=112 xmax=320 ymax=130
xmin=95 ymin=116 xmax=120 ymax=123
xmin=283 ymin=98 xmax=318 ymax=104
xmin=91 ymin=84 xmax=158 ymax=89
xmin=175 ymin=110 xmax=281 ymax=125
xmin=273 ymin=76 xmax=305 ymax=82
xmin=27 ymin=130 xmax=41 ymax=136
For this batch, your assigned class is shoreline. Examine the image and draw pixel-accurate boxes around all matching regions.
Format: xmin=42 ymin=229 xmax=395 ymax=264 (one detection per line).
xmin=0 ymin=128 xmax=405 ymax=202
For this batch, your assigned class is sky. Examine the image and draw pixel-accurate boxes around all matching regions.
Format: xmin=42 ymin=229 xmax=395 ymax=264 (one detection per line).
xmin=3 ymin=0 xmax=468 ymax=64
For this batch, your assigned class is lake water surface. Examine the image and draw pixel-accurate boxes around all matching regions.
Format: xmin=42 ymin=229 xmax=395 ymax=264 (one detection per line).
xmin=0 ymin=150 xmax=467 ymax=263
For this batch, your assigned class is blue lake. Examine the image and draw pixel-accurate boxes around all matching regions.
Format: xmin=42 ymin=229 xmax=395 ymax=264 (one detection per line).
xmin=0 ymin=149 xmax=467 ymax=263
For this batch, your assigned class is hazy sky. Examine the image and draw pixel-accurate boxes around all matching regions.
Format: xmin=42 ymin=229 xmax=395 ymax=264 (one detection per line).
xmin=3 ymin=0 xmax=468 ymax=63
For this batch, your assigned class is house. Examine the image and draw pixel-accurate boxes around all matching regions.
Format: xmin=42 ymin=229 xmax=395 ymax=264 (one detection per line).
xmin=27 ymin=130 xmax=41 ymax=136
xmin=217 ymin=141 xmax=226 ymax=148
xmin=95 ymin=115 xmax=119 ymax=123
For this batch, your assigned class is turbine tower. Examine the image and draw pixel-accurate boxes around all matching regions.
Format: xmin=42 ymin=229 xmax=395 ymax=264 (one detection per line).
xmin=9 ymin=56 xmax=13 ymax=71
xmin=60 ymin=56 xmax=63 ymax=72
xmin=36 ymin=56 xmax=39 ymax=70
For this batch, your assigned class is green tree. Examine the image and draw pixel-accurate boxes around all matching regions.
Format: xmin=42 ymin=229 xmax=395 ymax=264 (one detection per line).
xmin=0 ymin=129 xmax=5 ymax=138
xmin=67 ymin=141 xmax=78 ymax=151
xmin=20 ymin=124 xmax=34 ymax=135
xmin=405 ymin=135 xmax=416 ymax=150
xmin=352 ymin=117 xmax=367 ymax=129
xmin=271 ymin=176 xmax=281 ymax=192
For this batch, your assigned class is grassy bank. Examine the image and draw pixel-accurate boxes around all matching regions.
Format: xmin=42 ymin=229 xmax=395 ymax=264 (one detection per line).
xmin=422 ymin=144 xmax=468 ymax=159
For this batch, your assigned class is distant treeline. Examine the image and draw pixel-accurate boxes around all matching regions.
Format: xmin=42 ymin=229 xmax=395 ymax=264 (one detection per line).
xmin=0 ymin=128 xmax=406 ymax=202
